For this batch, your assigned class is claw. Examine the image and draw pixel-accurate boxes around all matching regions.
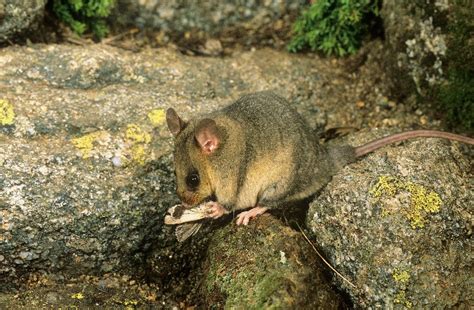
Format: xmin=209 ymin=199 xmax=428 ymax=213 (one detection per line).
xmin=205 ymin=201 xmax=227 ymax=219
xmin=235 ymin=206 xmax=268 ymax=225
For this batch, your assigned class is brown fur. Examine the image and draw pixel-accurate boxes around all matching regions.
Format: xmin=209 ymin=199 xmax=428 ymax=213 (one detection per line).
xmin=167 ymin=91 xmax=355 ymax=211
xmin=167 ymin=91 xmax=473 ymax=215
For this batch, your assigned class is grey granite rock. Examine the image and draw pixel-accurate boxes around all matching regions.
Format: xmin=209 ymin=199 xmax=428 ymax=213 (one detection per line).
xmin=1 ymin=41 xmax=467 ymax=308
xmin=112 ymin=0 xmax=305 ymax=45
xmin=308 ymin=129 xmax=473 ymax=308
xmin=381 ymin=0 xmax=473 ymax=101
xmin=0 ymin=0 xmax=46 ymax=43
xmin=201 ymin=215 xmax=346 ymax=309
xmin=0 ymin=43 xmax=363 ymax=290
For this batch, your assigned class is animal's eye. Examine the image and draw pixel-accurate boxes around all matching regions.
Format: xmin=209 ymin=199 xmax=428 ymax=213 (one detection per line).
xmin=186 ymin=173 xmax=200 ymax=190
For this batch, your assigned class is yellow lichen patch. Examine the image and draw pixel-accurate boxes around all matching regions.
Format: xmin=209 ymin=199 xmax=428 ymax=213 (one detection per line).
xmin=370 ymin=176 xmax=442 ymax=229
xmin=71 ymin=131 xmax=110 ymax=159
xmin=130 ymin=144 xmax=147 ymax=165
xmin=126 ymin=124 xmax=151 ymax=144
xmin=394 ymin=291 xmax=413 ymax=308
xmin=393 ymin=269 xmax=410 ymax=284
xmin=408 ymin=183 xmax=442 ymax=213
xmin=147 ymin=109 xmax=166 ymax=127
xmin=123 ymin=124 xmax=152 ymax=166
xmin=112 ymin=298 xmax=139 ymax=310
xmin=0 ymin=99 xmax=15 ymax=125
xmin=71 ymin=292 xmax=85 ymax=299
xmin=369 ymin=175 xmax=398 ymax=197
xmin=124 ymin=299 xmax=138 ymax=306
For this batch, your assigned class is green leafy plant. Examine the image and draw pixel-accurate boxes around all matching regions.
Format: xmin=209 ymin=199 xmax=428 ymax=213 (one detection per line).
xmin=52 ymin=0 xmax=116 ymax=39
xmin=288 ymin=0 xmax=380 ymax=56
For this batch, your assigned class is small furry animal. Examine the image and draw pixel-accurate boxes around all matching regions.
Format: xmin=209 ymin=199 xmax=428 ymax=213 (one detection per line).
xmin=166 ymin=91 xmax=473 ymax=227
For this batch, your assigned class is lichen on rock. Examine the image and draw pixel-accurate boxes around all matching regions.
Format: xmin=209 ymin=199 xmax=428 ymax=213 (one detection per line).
xmin=370 ymin=175 xmax=442 ymax=228
xmin=71 ymin=131 xmax=111 ymax=159
xmin=0 ymin=99 xmax=15 ymax=126
xmin=381 ymin=0 xmax=474 ymax=131
xmin=404 ymin=17 xmax=447 ymax=92
xmin=125 ymin=124 xmax=151 ymax=144
xmin=308 ymin=130 xmax=472 ymax=308
xmin=0 ymin=0 xmax=47 ymax=43
xmin=147 ymin=109 xmax=166 ymax=127
xmin=123 ymin=124 xmax=152 ymax=165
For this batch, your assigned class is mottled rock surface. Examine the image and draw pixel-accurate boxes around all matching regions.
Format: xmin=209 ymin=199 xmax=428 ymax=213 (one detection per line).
xmin=0 ymin=0 xmax=47 ymax=43
xmin=0 ymin=273 xmax=168 ymax=309
xmin=0 ymin=41 xmax=462 ymax=307
xmin=113 ymin=0 xmax=305 ymax=46
xmin=1 ymin=43 xmax=378 ymax=289
xmin=308 ymin=130 xmax=473 ymax=308
xmin=202 ymin=215 xmax=347 ymax=309
xmin=381 ymin=0 xmax=473 ymax=103
xmin=382 ymin=0 xmax=447 ymax=95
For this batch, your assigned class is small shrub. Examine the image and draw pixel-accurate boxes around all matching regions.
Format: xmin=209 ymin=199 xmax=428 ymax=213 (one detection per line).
xmin=288 ymin=0 xmax=380 ymax=56
xmin=52 ymin=0 xmax=116 ymax=39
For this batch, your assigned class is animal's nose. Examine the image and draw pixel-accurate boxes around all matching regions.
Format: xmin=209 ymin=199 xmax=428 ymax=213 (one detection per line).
xmin=177 ymin=189 xmax=186 ymax=201
xmin=178 ymin=190 xmax=195 ymax=205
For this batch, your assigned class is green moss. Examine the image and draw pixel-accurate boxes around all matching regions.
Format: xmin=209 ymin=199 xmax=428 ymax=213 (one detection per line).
xmin=288 ymin=0 xmax=380 ymax=56
xmin=205 ymin=234 xmax=280 ymax=309
xmin=52 ymin=0 xmax=116 ymax=39
xmin=437 ymin=5 xmax=474 ymax=132
xmin=438 ymin=69 xmax=474 ymax=133
xmin=204 ymin=218 xmax=313 ymax=309
xmin=370 ymin=176 xmax=442 ymax=229
xmin=214 ymin=268 xmax=287 ymax=309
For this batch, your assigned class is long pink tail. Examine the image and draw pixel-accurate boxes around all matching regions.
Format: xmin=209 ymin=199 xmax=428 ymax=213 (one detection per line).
xmin=354 ymin=130 xmax=474 ymax=158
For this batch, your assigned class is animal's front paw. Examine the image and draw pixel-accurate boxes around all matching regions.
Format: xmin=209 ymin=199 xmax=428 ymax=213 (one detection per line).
xmin=205 ymin=201 xmax=227 ymax=219
xmin=235 ymin=206 xmax=268 ymax=226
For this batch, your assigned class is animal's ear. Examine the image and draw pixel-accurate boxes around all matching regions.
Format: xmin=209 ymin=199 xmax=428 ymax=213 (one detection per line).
xmin=166 ymin=108 xmax=186 ymax=137
xmin=194 ymin=118 xmax=220 ymax=155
